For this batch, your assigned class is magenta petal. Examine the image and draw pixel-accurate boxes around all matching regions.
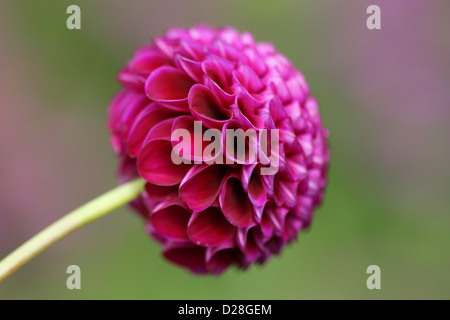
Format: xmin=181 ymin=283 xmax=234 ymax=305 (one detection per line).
xmin=150 ymin=200 xmax=191 ymax=241
xmin=119 ymin=96 xmax=149 ymax=136
xmin=109 ymin=92 xmax=150 ymax=154
xmin=267 ymin=206 xmax=290 ymax=235
xmin=235 ymin=227 xmax=249 ymax=250
xmin=202 ymin=58 xmax=237 ymax=105
xmin=129 ymin=50 xmax=170 ymax=74
xmin=189 ymin=84 xmax=232 ymax=129
xmin=242 ymin=47 xmax=267 ymax=77
xmin=307 ymin=169 xmax=324 ymax=196
xmin=179 ymin=165 xmax=230 ymax=211
xmin=163 ymin=244 xmax=208 ymax=274
xmin=269 ymin=98 xmax=295 ymax=143
xmin=175 ymin=55 xmax=204 ymax=82
xmin=252 ymin=205 xmax=265 ymax=224
xmin=137 ymin=139 xmax=192 ymax=186
xmin=284 ymin=100 xmax=301 ymax=121
xmin=265 ymin=236 xmax=284 ymax=254
xmin=240 ymin=163 xmax=256 ymax=191
xmin=146 ymin=223 xmax=167 ymax=245
xmin=261 ymin=173 xmax=275 ymax=197
xmin=285 ymin=141 xmax=307 ymax=181
xmin=145 ymin=66 xmax=195 ymax=110
xmin=189 ymin=25 xmax=215 ymax=45
xmin=118 ymin=154 xmax=138 ymax=182
xmin=108 ymin=90 xmax=130 ymax=132
xmin=117 ymin=67 xmax=146 ymax=90
xmin=297 ymin=133 xmax=313 ymax=158
xmin=214 ymin=39 xmax=242 ymax=61
xmin=203 ymin=76 xmax=237 ymax=106
xmin=269 ymin=76 xmax=291 ymax=103
xmin=127 ymin=104 xmax=181 ymax=157
xmin=145 ymin=183 xmax=179 ymax=202
xmin=241 ymin=164 xmax=267 ymax=207
xmin=142 ymin=117 xmax=175 ymax=144
xmin=269 ymin=97 xmax=288 ymax=123
xmin=283 ymin=214 xmax=303 ymax=242
xmin=217 ymin=27 xmax=242 ymax=46
xmin=187 ymin=207 xmax=235 ymax=247
xmin=234 ymin=91 xmax=265 ymax=129
xmin=306 ymin=168 xmax=322 ymax=196
xmin=241 ymin=229 xmax=263 ymax=266
xmin=220 ymin=174 xmax=254 ymax=228
xmin=154 ymin=37 xmax=180 ymax=59
xmin=108 ymin=91 xmax=146 ymax=133
xmin=286 ymin=71 xmax=309 ymax=104
xmin=129 ymin=193 xmax=150 ymax=220
xmin=248 ymin=169 xmax=267 ymax=206
xmin=179 ymin=163 xmax=208 ymax=184
xmin=233 ymin=65 xmax=264 ymax=93
xmin=274 ymin=177 xmax=298 ymax=208
xmin=260 ymin=213 xmax=274 ymax=240
xmin=206 ymin=248 xmax=240 ymax=274
xmin=146 ymin=67 xmax=193 ymax=100
xmin=179 ymin=39 xmax=206 ymax=61
xmin=140 ymin=189 xmax=159 ymax=214
xmin=294 ymin=195 xmax=314 ymax=226
xmin=202 ymin=58 xmax=234 ymax=91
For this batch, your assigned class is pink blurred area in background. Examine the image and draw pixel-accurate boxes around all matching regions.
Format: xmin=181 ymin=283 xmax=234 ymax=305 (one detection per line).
xmin=0 ymin=4 xmax=115 ymax=253
xmin=324 ymin=0 xmax=450 ymax=213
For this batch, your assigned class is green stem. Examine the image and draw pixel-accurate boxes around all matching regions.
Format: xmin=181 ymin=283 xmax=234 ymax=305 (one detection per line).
xmin=0 ymin=177 xmax=146 ymax=283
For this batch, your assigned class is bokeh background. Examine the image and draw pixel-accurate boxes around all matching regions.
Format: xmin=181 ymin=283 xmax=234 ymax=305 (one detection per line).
xmin=0 ymin=0 xmax=449 ymax=299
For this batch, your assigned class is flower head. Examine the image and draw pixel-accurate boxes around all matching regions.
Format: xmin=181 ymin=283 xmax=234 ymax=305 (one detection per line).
xmin=108 ymin=25 xmax=329 ymax=274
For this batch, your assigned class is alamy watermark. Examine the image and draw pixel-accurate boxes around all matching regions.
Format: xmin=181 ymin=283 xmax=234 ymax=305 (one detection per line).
xmin=66 ymin=5 xmax=81 ymax=30
xmin=66 ymin=265 xmax=81 ymax=289
xmin=366 ymin=5 xmax=381 ymax=30
xmin=366 ymin=265 xmax=381 ymax=290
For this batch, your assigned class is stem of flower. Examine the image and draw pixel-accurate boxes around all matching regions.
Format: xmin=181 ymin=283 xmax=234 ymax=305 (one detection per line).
xmin=0 ymin=177 xmax=146 ymax=283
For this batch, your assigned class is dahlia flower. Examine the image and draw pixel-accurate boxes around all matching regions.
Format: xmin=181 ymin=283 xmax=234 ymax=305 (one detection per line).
xmin=108 ymin=25 xmax=329 ymax=274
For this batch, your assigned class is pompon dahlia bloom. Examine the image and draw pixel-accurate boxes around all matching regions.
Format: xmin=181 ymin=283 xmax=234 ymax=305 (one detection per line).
xmin=108 ymin=25 xmax=329 ymax=274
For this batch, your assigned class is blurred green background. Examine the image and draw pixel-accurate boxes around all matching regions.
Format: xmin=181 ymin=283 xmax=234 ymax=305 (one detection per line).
xmin=0 ymin=0 xmax=449 ymax=299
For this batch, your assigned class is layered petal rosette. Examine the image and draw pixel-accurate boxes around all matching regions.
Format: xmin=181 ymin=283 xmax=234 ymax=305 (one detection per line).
xmin=108 ymin=25 xmax=329 ymax=274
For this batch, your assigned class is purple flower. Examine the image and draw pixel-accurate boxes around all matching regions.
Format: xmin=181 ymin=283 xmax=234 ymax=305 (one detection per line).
xmin=108 ymin=25 xmax=329 ymax=274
